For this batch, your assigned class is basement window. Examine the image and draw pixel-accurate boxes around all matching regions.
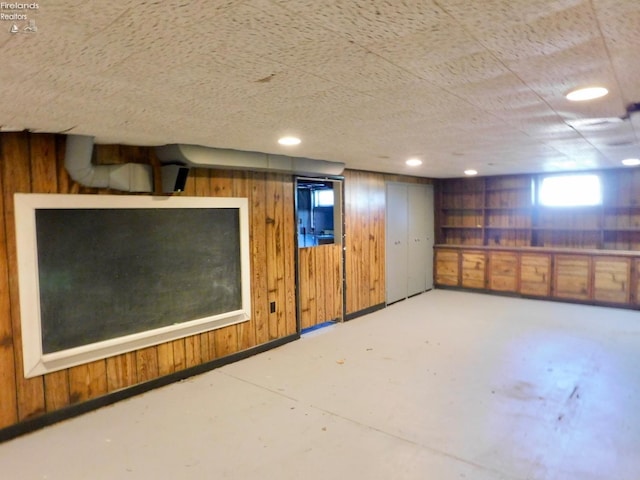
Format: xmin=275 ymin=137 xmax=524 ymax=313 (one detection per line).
xmin=538 ymin=174 xmax=602 ymax=207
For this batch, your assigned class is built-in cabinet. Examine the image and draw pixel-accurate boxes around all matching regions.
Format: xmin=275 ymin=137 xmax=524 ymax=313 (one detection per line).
xmin=435 ymin=169 xmax=640 ymax=310
xmin=435 ymin=246 xmax=639 ymax=309
xmin=386 ymin=183 xmax=434 ymax=303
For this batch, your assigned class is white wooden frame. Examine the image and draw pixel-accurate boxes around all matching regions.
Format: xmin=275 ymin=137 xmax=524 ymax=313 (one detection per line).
xmin=14 ymin=193 xmax=251 ymax=378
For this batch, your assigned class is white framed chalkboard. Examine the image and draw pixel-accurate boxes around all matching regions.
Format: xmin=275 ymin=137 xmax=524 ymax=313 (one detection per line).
xmin=14 ymin=193 xmax=251 ymax=378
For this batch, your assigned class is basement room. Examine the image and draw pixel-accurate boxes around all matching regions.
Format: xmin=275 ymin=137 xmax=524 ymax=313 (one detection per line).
xmin=0 ymin=1 xmax=639 ymax=479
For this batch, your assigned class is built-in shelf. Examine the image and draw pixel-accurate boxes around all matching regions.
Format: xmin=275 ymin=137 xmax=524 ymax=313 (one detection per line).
xmin=437 ymin=170 xmax=640 ymax=251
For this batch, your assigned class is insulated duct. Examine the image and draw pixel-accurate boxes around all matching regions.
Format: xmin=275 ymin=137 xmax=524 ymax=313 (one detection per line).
xmin=65 ymin=135 xmax=154 ymax=192
xmin=155 ymin=144 xmax=345 ymax=176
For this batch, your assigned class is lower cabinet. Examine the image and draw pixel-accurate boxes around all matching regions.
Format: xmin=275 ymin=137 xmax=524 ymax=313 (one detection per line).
xmin=553 ymin=255 xmax=591 ymax=301
xmin=435 ymin=249 xmax=459 ymax=286
xmin=593 ymin=257 xmax=631 ymax=304
xmin=520 ymin=253 xmax=551 ymax=297
xmin=434 ymin=246 xmax=639 ymax=310
xmin=488 ymin=251 xmax=518 ymax=292
xmin=461 ymin=251 xmax=486 ymax=289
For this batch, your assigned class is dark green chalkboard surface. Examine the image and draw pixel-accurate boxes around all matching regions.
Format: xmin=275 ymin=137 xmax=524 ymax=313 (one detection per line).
xmin=35 ymin=208 xmax=241 ymax=354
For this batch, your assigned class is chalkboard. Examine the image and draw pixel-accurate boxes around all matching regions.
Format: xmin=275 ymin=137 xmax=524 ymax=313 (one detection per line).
xmin=36 ymin=208 xmax=241 ymax=353
xmin=15 ymin=194 xmax=251 ymax=378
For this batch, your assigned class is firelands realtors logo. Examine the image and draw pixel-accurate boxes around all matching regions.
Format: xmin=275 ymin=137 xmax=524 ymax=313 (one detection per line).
xmin=1 ymin=2 xmax=39 ymax=34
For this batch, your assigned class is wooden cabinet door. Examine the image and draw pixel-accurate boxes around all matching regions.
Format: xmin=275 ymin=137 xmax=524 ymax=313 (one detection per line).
xmin=461 ymin=251 xmax=486 ymax=289
xmin=593 ymin=257 xmax=631 ymax=304
xmin=435 ymin=249 xmax=460 ymax=286
xmin=488 ymin=251 xmax=518 ymax=292
xmin=554 ymin=255 xmax=591 ymax=301
xmin=520 ymin=253 xmax=551 ymax=297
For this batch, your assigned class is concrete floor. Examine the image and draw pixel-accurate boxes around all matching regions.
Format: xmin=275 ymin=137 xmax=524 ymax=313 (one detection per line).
xmin=1 ymin=290 xmax=639 ymax=479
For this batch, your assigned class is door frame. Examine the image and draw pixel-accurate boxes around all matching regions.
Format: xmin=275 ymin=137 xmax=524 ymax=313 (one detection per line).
xmin=294 ymin=175 xmax=345 ymax=334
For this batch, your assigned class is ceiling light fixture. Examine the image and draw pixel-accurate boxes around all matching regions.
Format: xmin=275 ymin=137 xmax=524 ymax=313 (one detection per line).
xmin=464 ymin=169 xmax=478 ymax=176
xmin=622 ymin=158 xmax=640 ymax=166
xmin=406 ymin=158 xmax=422 ymax=167
xmin=566 ymin=87 xmax=608 ymax=102
xmin=278 ymin=136 xmax=301 ymax=146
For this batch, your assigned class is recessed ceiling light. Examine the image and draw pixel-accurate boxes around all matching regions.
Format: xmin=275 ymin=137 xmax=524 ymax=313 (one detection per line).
xmin=622 ymin=158 xmax=640 ymax=166
xmin=278 ymin=136 xmax=301 ymax=146
xmin=464 ymin=169 xmax=478 ymax=176
xmin=566 ymin=87 xmax=608 ymax=102
xmin=406 ymin=158 xmax=422 ymax=167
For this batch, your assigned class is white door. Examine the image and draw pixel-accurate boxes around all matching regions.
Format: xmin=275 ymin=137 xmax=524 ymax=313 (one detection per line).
xmin=386 ymin=183 xmax=408 ymax=304
xmin=424 ymin=184 xmax=435 ymax=290
xmin=407 ymin=184 xmax=429 ymax=296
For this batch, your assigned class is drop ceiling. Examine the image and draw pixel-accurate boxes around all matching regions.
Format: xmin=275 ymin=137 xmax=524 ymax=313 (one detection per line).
xmin=0 ymin=0 xmax=639 ymax=178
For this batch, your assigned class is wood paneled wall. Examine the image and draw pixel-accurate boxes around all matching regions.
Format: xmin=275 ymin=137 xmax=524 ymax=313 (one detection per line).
xmin=0 ymin=133 xmax=435 ymax=433
xmin=343 ymin=170 xmax=432 ymax=316
xmin=343 ymin=170 xmax=386 ymax=315
xmin=0 ymin=132 xmax=297 ymax=430
xmin=298 ymin=244 xmax=343 ymax=329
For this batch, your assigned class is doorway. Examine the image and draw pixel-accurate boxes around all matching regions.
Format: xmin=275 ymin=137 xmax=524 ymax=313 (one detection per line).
xmin=295 ymin=177 xmax=344 ymax=332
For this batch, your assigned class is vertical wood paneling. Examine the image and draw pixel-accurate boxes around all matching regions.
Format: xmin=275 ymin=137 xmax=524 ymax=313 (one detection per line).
xmin=298 ymin=244 xmax=343 ymax=328
xmin=106 ymin=352 xmax=138 ymax=392
xmin=344 ymin=170 xmax=387 ymax=315
xmin=299 ymin=247 xmax=316 ymax=329
xmin=345 ymin=171 xmax=362 ymax=313
xmin=281 ymin=176 xmax=297 ymax=334
xmin=2 ymin=132 xmax=46 ymax=421
xmin=156 ymin=343 xmax=176 ymax=377
xmin=251 ymin=172 xmax=269 ymax=345
xmin=333 ymin=243 xmax=344 ymax=320
xmin=321 ymin=246 xmax=334 ymax=321
xmin=359 ymin=174 xmax=371 ymax=307
xmin=43 ymin=371 xmax=70 ymax=411
xmin=232 ymin=170 xmax=258 ymax=350
xmin=0 ymin=136 xmax=18 ymax=428
xmin=372 ymin=175 xmax=386 ymax=307
xmin=136 ymin=346 xmax=160 ymax=383
xmin=0 ymin=132 xmax=300 ymax=432
xmin=68 ymin=361 xmax=108 ymax=404
xmin=314 ymin=245 xmax=327 ymax=324
xmin=172 ymin=338 xmax=187 ymax=371
xmin=265 ymin=173 xmax=285 ymax=340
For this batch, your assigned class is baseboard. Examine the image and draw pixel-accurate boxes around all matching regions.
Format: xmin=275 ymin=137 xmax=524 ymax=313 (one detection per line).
xmin=344 ymin=302 xmax=386 ymax=321
xmin=0 ymin=333 xmax=299 ymax=444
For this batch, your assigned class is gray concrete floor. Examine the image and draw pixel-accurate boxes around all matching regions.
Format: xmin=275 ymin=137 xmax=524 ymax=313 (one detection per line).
xmin=1 ymin=290 xmax=639 ymax=479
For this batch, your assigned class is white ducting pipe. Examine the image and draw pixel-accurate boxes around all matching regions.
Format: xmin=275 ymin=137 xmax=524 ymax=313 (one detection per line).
xmin=155 ymin=143 xmax=345 ymax=176
xmin=65 ymin=135 xmax=154 ymax=192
